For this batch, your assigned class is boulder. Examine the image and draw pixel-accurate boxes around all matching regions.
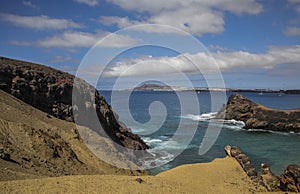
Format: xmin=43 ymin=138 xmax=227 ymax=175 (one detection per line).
xmin=261 ymin=163 xmax=280 ymax=191
xmin=279 ymin=164 xmax=300 ymax=192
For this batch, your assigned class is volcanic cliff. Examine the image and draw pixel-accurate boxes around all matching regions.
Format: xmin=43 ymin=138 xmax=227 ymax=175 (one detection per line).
xmin=0 ymin=89 xmax=148 ymax=181
xmin=217 ymin=94 xmax=300 ymax=133
xmin=0 ymin=57 xmax=148 ymax=150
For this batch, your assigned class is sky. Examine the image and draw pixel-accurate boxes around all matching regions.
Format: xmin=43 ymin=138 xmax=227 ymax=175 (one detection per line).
xmin=0 ymin=0 xmax=300 ymax=90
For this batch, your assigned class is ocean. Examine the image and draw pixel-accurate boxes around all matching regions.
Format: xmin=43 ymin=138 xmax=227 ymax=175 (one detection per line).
xmin=100 ymin=90 xmax=300 ymax=175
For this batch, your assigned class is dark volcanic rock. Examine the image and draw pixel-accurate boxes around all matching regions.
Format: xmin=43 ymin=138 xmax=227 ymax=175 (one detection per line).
xmin=261 ymin=163 xmax=280 ymax=192
xmin=279 ymin=164 xmax=300 ymax=192
xmin=217 ymin=94 xmax=300 ymax=133
xmin=224 ymin=145 xmax=265 ymax=188
xmin=0 ymin=57 xmax=148 ymax=150
xmin=225 ymin=145 xmax=300 ymax=192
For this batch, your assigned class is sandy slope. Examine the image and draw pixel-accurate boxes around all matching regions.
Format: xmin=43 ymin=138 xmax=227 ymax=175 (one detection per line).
xmin=0 ymin=157 xmax=272 ymax=194
xmin=0 ymin=89 xmax=143 ymax=181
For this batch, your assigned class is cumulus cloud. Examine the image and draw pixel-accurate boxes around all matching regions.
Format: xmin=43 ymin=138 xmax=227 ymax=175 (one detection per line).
xmin=0 ymin=13 xmax=82 ymax=30
xmin=102 ymin=45 xmax=300 ymax=77
xmin=73 ymin=0 xmax=99 ymax=6
xmin=101 ymin=0 xmax=262 ymax=35
xmin=107 ymin=0 xmax=262 ymax=14
xmin=12 ymin=31 xmax=140 ymax=48
xmin=99 ymin=17 xmax=188 ymax=34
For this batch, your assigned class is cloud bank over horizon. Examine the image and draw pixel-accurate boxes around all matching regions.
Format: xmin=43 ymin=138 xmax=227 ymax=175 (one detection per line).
xmin=101 ymin=45 xmax=300 ymax=77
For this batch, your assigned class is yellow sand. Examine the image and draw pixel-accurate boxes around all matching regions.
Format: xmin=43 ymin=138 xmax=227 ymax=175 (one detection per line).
xmin=0 ymin=157 xmax=278 ymax=194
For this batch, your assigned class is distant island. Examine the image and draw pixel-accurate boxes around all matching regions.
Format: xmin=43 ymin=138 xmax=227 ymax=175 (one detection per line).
xmin=133 ymin=83 xmax=300 ymax=94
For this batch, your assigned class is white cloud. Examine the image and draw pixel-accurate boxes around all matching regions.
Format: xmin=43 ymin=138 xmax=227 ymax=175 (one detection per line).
xmin=100 ymin=12 xmax=224 ymax=36
xmin=74 ymin=0 xmax=99 ymax=6
xmin=101 ymin=0 xmax=262 ymax=35
xmin=0 ymin=13 xmax=82 ymax=30
xmin=107 ymin=0 xmax=262 ymax=14
xmin=100 ymin=16 xmax=142 ymax=28
xmin=285 ymin=26 xmax=300 ymax=36
xmin=149 ymin=7 xmax=224 ymax=35
xmin=102 ymin=45 xmax=300 ymax=77
xmin=13 ymin=31 xmax=140 ymax=48
xmin=99 ymin=16 xmax=187 ymax=34
xmin=22 ymin=1 xmax=38 ymax=9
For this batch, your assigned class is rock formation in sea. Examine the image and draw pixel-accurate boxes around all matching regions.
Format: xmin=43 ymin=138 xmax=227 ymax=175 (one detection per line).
xmin=225 ymin=145 xmax=300 ymax=192
xmin=217 ymin=94 xmax=300 ymax=133
xmin=0 ymin=57 xmax=148 ymax=150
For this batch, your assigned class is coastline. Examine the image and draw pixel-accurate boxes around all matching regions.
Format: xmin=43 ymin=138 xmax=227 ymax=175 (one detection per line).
xmin=0 ymin=157 xmax=270 ymax=194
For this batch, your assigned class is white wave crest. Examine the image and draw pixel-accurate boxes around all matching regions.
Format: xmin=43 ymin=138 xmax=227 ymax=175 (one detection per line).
xmin=182 ymin=112 xmax=218 ymax=121
xmin=142 ymin=137 xmax=163 ymax=146
xmin=182 ymin=112 xmax=245 ymax=130
xmin=141 ymin=149 xmax=174 ymax=169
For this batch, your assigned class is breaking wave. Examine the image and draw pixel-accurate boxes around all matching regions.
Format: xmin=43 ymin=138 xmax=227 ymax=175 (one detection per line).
xmin=141 ymin=137 xmax=175 ymax=169
xmin=181 ymin=112 xmax=218 ymax=121
xmin=181 ymin=112 xmax=245 ymax=130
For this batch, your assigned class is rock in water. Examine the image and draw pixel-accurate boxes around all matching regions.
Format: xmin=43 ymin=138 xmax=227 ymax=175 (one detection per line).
xmin=0 ymin=57 xmax=148 ymax=150
xmin=217 ymin=94 xmax=300 ymax=133
xmin=261 ymin=163 xmax=280 ymax=191
xmin=225 ymin=145 xmax=300 ymax=192
xmin=279 ymin=164 xmax=300 ymax=192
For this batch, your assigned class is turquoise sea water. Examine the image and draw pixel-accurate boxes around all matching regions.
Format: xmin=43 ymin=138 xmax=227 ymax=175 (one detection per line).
xmin=101 ymin=91 xmax=300 ymax=175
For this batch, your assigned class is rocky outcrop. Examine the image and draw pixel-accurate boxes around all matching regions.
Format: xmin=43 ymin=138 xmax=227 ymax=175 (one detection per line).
xmin=224 ymin=145 xmax=265 ymax=188
xmin=225 ymin=145 xmax=300 ymax=192
xmin=261 ymin=163 xmax=280 ymax=191
xmin=217 ymin=94 xmax=300 ymax=133
xmin=279 ymin=164 xmax=300 ymax=192
xmin=0 ymin=57 xmax=148 ymax=150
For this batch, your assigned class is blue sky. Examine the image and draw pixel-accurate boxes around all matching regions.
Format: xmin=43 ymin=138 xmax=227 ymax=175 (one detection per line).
xmin=0 ymin=0 xmax=300 ymax=90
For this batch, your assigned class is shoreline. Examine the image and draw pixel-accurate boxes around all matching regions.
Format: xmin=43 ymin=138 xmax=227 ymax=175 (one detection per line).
xmin=0 ymin=157 xmax=269 ymax=193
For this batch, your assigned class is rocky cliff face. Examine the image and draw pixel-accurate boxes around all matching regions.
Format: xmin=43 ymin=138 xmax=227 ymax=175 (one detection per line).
xmin=217 ymin=94 xmax=300 ymax=133
xmin=0 ymin=57 xmax=148 ymax=150
xmin=0 ymin=90 xmax=146 ymax=181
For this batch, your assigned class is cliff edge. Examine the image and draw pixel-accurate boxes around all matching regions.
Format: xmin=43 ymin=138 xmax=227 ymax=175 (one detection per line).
xmin=0 ymin=89 xmax=147 ymax=181
xmin=0 ymin=57 xmax=148 ymax=150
